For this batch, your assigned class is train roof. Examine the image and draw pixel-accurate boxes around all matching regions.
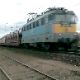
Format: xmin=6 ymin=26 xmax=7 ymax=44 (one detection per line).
xmin=26 ymin=7 xmax=75 ymax=25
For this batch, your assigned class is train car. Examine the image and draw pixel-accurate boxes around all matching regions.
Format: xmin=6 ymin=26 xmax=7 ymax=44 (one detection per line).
xmin=4 ymin=30 xmax=22 ymax=46
xmin=21 ymin=7 xmax=78 ymax=51
xmin=0 ymin=36 xmax=6 ymax=45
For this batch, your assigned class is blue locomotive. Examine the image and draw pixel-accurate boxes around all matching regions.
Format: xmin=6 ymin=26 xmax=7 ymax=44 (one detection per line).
xmin=0 ymin=7 xmax=78 ymax=51
xmin=21 ymin=7 xmax=78 ymax=51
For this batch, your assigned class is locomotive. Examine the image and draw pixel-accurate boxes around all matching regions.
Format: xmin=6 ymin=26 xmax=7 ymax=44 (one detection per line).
xmin=0 ymin=7 xmax=79 ymax=51
xmin=21 ymin=7 xmax=78 ymax=51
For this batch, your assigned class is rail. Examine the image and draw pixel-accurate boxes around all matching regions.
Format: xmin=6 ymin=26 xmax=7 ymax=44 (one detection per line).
xmin=2 ymin=54 xmax=58 ymax=80
xmin=0 ymin=67 xmax=12 ymax=80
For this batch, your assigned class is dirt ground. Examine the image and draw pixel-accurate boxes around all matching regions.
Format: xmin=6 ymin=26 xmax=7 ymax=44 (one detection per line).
xmin=0 ymin=47 xmax=80 ymax=80
xmin=0 ymin=51 xmax=51 ymax=80
xmin=0 ymin=68 xmax=10 ymax=80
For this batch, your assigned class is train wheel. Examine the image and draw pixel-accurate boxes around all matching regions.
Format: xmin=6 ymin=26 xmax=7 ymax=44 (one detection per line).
xmin=24 ymin=43 xmax=30 ymax=49
xmin=37 ymin=43 xmax=42 ymax=49
xmin=70 ymin=43 xmax=77 ymax=52
xmin=42 ymin=43 xmax=50 ymax=51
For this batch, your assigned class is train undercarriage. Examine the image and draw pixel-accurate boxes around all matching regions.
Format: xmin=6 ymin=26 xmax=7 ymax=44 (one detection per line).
xmin=23 ymin=42 xmax=78 ymax=52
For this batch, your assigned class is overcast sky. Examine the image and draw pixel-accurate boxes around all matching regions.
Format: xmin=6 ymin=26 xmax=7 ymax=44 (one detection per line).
xmin=0 ymin=0 xmax=80 ymax=38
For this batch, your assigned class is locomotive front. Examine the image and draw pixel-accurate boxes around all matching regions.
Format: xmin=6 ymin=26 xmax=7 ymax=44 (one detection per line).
xmin=53 ymin=8 xmax=78 ymax=51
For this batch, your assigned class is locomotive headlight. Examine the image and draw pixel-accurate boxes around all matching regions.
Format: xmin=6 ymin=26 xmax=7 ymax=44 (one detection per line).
xmin=74 ymin=33 xmax=77 ymax=35
xmin=58 ymin=33 xmax=61 ymax=36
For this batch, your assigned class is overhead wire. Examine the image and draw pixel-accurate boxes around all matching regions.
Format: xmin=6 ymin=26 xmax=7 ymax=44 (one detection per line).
xmin=19 ymin=2 xmax=80 ymax=28
xmin=68 ymin=2 xmax=80 ymax=9
xmin=23 ymin=2 xmax=49 ymax=21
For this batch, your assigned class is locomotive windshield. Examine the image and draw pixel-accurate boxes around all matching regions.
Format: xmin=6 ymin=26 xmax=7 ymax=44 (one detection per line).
xmin=55 ymin=14 xmax=77 ymax=23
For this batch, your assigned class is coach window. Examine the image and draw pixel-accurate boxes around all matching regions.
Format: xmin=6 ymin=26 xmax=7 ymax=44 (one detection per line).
xmin=33 ymin=22 xmax=35 ymax=28
xmin=27 ymin=25 xmax=28 ymax=30
xmin=22 ymin=28 xmax=23 ymax=31
xmin=31 ymin=23 xmax=33 ymax=29
xmin=28 ymin=24 xmax=30 ymax=30
xmin=48 ymin=13 xmax=54 ymax=21
xmin=23 ymin=27 xmax=24 ymax=31
xmin=39 ymin=19 xmax=41 ymax=26
xmin=15 ymin=35 xmax=17 ymax=40
xmin=24 ymin=26 xmax=26 ymax=31
xmin=45 ymin=16 xmax=48 ymax=23
xmin=24 ymin=27 xmax=25 ymax=31
xmin=27 ymin=25 xmax=30 ymax=30
xmin=29 ymin=24 xmax=31 ymax=29
xmin=41 ymin=18 xmax=45 ymax=25
xmin=36 ymin=20 xmax=39 ymax=27
xmin=25 ymin=26 xmax=27 ymax=31
xmin=25 ymin=26 xmax=26 ymax=31
xmin=23 ymin=28 xmax=24 ymax=31
xmin=21 ymin=28 xmax=23 ymax=32
xmin=22 ymin=28 xmax=24 ymax=31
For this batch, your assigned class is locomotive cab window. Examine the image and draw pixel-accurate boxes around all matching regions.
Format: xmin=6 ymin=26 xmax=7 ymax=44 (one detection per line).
xmin=55 ymin=14 xmax=77 ymax=24
xmin=66 ymin=15 xmax=77 ymax=23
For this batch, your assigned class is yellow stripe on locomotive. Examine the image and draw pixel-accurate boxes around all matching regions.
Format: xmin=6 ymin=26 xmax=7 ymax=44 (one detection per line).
xmin=53 ymin=24 xmax=76 ymax=33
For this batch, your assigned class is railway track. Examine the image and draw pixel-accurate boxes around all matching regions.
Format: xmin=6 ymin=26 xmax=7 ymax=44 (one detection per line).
xmin=52 ymin=50 xmax=80 ymax=56
xmin=0 ymin=67 xmax=12 ymax=80
xmin=1 ymin=46 xmax=80 ymax=56
xmin=2 ymin=53 xmax=57 ymax=80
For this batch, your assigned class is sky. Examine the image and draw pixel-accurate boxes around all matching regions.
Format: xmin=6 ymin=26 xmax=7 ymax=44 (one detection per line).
xmin=0 ymin=0 xmax=80 ymax=38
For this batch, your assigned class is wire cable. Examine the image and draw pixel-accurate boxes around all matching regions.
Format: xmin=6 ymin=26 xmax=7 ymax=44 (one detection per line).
xmin=68 ymin=3 xmax=80 ymax=9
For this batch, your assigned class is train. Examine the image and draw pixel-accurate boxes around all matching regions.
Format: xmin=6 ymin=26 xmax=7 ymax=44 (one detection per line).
xmin=0 ymin=7 xmax=79 ymax=51
xmin=0 ymin=30 xmax=22 ymax=46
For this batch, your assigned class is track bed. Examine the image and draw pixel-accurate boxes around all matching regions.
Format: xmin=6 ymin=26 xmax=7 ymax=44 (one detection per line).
xmin=0 ymin=53 xmax=56 ymax=80
xmin=0 ymin=67 xmax=12 ymax=80
xmin=0 ymin=47 xmax=80 ymax=80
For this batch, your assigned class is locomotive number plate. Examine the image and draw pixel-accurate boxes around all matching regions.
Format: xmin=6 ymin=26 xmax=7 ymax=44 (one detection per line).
xmin=61 ymin=24 xmax=71 ymax=27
